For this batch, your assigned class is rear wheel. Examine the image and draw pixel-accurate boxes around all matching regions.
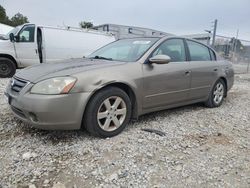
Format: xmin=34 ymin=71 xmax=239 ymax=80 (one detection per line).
xmin=0 ymin=57 xmax=16 ymax=78
xmin=84 ymin=87 xmax=132 ymax=137
xmin=205 ymin=79 xmax=226 ymax=108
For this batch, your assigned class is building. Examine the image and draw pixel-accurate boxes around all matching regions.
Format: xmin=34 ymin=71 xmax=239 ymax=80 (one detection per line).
xmin=93 ymin=23 xmax=173 ymax=39
xmin=181 ymin=33 xmax=211 ymax=45
xmin=93 ymin=24 xmax=213 ymax=46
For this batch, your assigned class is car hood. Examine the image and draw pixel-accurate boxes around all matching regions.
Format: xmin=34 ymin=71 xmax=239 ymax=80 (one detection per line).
xmin=15 ymin=58 xmax=126 ymax=83
xmin=0 ymin=35 xmax=8 ymax=40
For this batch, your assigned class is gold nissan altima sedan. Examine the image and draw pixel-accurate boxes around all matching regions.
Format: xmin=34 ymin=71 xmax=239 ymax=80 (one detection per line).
xmin=5 ymin=36 xmax=234 ymax=137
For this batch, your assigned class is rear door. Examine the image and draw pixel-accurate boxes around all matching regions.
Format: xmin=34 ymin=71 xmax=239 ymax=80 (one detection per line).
xmin=186 ymin=40 xmax=218 ymax=100
xmin=14 ymin=24 xmax=40 ymax=66
xmin=142 ymin=38 xmax=191 ymax=109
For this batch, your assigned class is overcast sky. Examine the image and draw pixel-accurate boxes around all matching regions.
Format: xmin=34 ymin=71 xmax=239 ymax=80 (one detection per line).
xmin=1 ymin=0 xmax=250 ymax=40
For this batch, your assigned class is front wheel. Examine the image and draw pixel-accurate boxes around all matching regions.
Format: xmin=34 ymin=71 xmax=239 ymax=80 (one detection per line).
xmin=0 ymin=57 xmax=16 ymax=78
xmin=205 ymin=79 xmax=226 ymax=108
xmin=84 ymin=87 xmax=132 ymax=137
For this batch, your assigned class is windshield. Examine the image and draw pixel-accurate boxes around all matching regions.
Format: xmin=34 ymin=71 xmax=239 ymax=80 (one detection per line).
xmin=7 ymin=26 xmax=21 ymax=35
xmin=88 ymin=38 xmax=159 ymax=62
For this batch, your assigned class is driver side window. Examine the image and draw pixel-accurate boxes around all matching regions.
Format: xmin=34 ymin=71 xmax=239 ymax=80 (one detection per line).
xmin=18 ymin=25 xmax=35 ymax=42
xmin=152 ymin=39 xmax=186 ymax=62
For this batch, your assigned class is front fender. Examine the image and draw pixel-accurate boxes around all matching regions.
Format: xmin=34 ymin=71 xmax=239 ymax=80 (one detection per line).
xmin=71 ymin=62 xmax=144 ymax=116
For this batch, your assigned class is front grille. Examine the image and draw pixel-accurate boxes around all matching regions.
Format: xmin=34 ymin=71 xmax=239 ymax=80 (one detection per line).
xmin=11 ymin=78 xmax=28 ymax=92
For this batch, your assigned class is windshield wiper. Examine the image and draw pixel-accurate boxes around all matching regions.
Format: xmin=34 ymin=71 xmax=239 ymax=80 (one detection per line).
xmin=91 ymin=56 xmax=113 ymax=61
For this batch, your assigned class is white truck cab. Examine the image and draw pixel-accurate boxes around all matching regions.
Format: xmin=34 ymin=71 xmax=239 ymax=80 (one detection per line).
xmin=0 ymin=24 xmax=115 ymax=77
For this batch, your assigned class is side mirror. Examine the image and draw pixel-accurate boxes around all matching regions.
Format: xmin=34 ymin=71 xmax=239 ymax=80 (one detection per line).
xmin=9 ymin=33 xmax=15 ymax=42
xmin=149 ymin=55 xmax=171 ymax=64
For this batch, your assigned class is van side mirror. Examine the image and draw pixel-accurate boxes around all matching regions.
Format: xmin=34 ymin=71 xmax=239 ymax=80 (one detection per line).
xmin=149 ymin=54 xmax=171 ymax=64
xmin=9 ymin=33 xmax=15 ymax=42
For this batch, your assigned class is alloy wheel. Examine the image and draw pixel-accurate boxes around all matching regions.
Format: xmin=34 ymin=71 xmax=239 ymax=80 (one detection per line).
xmin=213 ymin=82 xmax=224 ymax=104
xmin=97 ymin=96 xmax=127 ymax=132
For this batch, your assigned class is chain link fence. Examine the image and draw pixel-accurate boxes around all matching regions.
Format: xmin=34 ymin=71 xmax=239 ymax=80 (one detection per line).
xmin=214 ymin=35 xmax=250 ymax=74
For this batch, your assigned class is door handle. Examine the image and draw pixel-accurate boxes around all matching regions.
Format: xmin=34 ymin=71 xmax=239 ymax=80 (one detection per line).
xmin=214 ymin=68 xmax=218 ymax=71
xmin=185 ymin=71 xmax=191 ymax=76
xmin=35 ymin=49 xmax=38 ymax=54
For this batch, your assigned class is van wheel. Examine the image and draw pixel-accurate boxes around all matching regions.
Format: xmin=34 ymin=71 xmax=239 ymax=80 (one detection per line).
xmin=205 ymin=79 xmax=226 ymax=108
xmin=84 ymin=87 xmax=132 ymax=138
xmin=0 ymin=57 xmax=16 ymax=78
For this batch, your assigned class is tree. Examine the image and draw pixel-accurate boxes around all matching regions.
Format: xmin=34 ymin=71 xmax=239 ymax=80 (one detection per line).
xmin=79 ymin=21 xmax=93 ymax=29
xmin=229 ymin=38 xmax=244 ymax=51
xmin=9 ymin=13 xmax=29 ymax=26
xmin=0 ymin=5 xmax=29 ymax=26
xmin=0 ymin=5 xmax=6 ymax=21
xmin=0 ymin=5 xmax=9 ymax=24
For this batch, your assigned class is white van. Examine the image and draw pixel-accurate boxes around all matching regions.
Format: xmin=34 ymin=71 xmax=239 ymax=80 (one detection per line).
xmin=0 ymin=24 xmax=115 ymax=77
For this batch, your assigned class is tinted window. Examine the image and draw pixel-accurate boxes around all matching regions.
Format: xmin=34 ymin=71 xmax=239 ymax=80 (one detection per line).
xmin=209 ymin=49 xmax=216 ymax=61
xmin=187 ymin=40 xmax=211 ymax=61
xmin=152 ymin=39 xmax=186 ymax=62
xmin=18 ymin=25 xmax=35 ymax=42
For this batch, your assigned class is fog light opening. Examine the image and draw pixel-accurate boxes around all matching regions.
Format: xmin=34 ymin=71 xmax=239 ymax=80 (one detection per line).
xmin=29 ymin=112 xmax=38 ymax=122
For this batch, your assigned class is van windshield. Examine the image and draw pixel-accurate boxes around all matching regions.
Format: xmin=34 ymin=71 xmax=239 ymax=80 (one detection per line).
xmin=7 ymin=26 xmax=21 ymax=35
xmin=88 ymin=38 xmax=159 ymax=62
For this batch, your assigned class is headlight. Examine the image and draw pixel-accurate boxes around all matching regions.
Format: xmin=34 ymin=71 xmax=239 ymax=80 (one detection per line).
xmin=31 ymin=77 xmax=77 ymax=94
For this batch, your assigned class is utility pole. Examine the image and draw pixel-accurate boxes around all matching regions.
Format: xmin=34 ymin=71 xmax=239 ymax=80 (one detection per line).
xmin=212 ymin=19 xmax=218 ymax=48
xmin=204 ymin=30 xmax=212 ymax=46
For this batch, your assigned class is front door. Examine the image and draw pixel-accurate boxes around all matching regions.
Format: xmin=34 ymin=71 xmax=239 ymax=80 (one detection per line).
xmin=14 ymin=24 xmax=40 ymax=67
xmin=142 ymin=38 xmax=191 ymax=109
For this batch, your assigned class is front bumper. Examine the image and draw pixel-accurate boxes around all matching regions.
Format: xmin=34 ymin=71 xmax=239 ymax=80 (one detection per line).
xmin=5 ymin=81 xmax=91 ymax=130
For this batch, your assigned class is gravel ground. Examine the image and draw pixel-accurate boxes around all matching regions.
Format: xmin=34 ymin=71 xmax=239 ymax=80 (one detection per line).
xmin=0 ymin=74 xmax=250 ymax=188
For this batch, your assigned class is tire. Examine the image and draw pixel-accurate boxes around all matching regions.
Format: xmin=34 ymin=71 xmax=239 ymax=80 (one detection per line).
xmin=0 ymin=57 xmax=16 ymax=78
xmin=84 ymin=87 xmax=132 ymax=138
xmin=205 ymin=79 xmax=226 ymax=108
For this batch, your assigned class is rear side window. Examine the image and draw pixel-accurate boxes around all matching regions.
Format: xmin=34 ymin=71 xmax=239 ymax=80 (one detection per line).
xmin=187 ymin=40 xmax=211 ymax=61
xmin=152 ymin=39 xmax=186 ymax=62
